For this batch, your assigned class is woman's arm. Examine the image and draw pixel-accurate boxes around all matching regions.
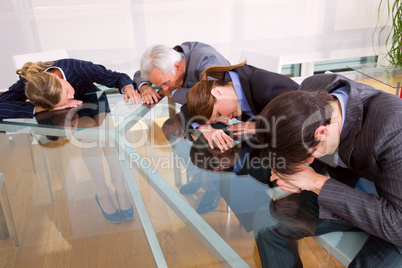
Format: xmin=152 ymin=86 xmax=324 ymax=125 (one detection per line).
xmin=0 ymin=78 xmax=36 ymax=119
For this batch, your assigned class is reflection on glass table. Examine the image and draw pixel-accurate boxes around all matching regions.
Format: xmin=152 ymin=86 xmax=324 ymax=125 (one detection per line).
xmin=0 ymin=88 xmax=365 ymax=267
xmin=159 ymin=113 xmax=362 ymax=267
xmin=348 ymin=63 xmax=402 ymax=96
xmin=37 ymin=92 xmax=135 ymax=223
xmin=0 ymin=91 xmax=167 ymax=267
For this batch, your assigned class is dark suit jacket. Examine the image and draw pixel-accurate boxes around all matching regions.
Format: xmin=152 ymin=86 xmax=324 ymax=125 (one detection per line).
xmin=181 ymin=64 xmax=299 ymax=122
xmin=299 ymin=73 xmax=402 ymax=247
xmin=133 ymin=41 xmax=230 ymax=104
xmin=234 ymin=64 xmax=299 ymax=116
xmin=0 ymin=58 xmax=134 ymax=120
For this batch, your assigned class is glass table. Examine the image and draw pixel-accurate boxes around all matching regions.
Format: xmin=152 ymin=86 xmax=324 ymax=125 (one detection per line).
xmin=0 ymin=90 xmax=348 ymax=267
xmin=348 ymin=63 xmax=402 ymax=96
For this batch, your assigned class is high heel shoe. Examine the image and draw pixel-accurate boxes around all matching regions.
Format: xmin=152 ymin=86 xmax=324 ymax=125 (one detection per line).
xmin=115 ymin=191 xmax=134 ymax=220
xmin=95 ymin=194 xmax=121 ymax=223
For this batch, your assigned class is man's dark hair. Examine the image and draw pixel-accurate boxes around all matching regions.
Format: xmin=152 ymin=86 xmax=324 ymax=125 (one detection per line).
xmin=255 ymin=90 xmax=335 ymax=174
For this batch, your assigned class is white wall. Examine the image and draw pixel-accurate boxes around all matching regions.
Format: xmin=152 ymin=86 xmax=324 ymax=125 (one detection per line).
xmin=0 ymin=0 xmax=392 ymax=90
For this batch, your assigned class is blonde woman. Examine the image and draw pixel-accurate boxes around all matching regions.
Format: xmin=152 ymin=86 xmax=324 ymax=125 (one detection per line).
xmin=0 ymin=58 xmax=141 ymax=119
xmin=187 ymin=61 xmax=299 ymax=151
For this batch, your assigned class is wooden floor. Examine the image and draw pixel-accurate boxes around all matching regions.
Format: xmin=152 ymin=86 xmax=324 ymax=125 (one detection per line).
xmin=0 ymin=128 xmax=345 ymax=268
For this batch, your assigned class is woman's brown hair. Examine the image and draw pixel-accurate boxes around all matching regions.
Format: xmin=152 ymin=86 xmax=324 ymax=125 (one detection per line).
xmin=187 ymin=60 xmax=247 ymax=124
xmin=17 ymin=61 xmax=63 ymax=110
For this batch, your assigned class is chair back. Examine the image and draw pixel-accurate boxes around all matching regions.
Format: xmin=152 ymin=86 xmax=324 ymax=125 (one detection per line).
xmin=12 ymin=49 xmax=68 ymax=70
xmin=239 ymin=49 xmax=283 ymax=73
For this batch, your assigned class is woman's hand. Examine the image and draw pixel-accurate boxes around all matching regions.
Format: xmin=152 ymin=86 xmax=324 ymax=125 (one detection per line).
xmin=198 ymin=124 xmax=233 ymax=151
xmin=52 ymin=99 xmax=83 ymax=111
xmin=123 ymin=86 xmax=142 ymax=104
xmin=227 ymin=121 xmax=256 ymax=136
xmin=34 ymin=99 xmax=82 ymax=114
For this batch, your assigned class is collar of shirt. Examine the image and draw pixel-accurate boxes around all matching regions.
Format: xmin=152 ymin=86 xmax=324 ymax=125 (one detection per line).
xmin=171 ymin=53 xmax=187 ymax=97
xmin=329 ymin=85 xmax=350 ymax=168
xmin=225 ymin=71 xmax=254 ymax=117
xmin=330 ymin=85 xmax=350 ymax=133
xmin=44 ymin=66 xmax=67 ymax=80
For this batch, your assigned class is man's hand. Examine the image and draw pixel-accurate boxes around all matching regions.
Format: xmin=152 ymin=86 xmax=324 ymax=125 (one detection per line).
xmin=270 ymin=164 xmax=330 ymax=195
xmin=123 ymin=86 xmax=142 ymax=104
xmin=227 ymin=121 xmax=256 ymax=136
xmin=140 ymin=84 xmax=161 ymax=104
xmin=159 ymin=88 xmax=174 ymax=98
xmin=198 ymin=124 xmax=233 ymax=151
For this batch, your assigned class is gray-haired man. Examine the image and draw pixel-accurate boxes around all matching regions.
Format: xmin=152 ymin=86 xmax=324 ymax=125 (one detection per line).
xmin=134 ymin=41 xmax=230 ymax=104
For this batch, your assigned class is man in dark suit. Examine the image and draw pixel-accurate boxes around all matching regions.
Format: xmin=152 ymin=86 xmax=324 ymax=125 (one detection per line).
xmin=133 ymin=41 xmax=230 ymax=105
xmin=255 ymin=73 xmax=402 ymax=267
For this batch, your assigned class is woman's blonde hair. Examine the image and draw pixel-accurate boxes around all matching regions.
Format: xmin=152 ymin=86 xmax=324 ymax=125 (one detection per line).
xmin=16 ymin=61 xmax=63 ymax=110
xmin=187 ymin=60 xmax=246 ymax=124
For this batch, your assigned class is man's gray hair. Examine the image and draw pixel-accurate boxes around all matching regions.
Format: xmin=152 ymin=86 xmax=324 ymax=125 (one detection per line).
xmin=140 ymin=44 xmax=183 ymax=80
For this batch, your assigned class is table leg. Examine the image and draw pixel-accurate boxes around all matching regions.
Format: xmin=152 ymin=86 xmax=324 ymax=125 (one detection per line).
xmin=168 ymin=98 xmax=176 ymax=117
xmin=0 ymin=200 xmax=9 ymax=239
xmin=0 ymin=174 xmax=19 ymax=246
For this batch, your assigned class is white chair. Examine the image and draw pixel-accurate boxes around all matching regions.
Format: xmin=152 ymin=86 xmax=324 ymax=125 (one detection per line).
xmin=12 ymin=49 xmax=68 ymax=70
xmin=239 ymin=49 xmax=283 ymax=73
xmin=1 ymin=49 xmax=67 ymax=93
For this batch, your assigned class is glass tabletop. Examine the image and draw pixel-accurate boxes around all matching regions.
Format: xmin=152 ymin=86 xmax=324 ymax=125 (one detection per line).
xmin=122 ymin=112 xmax=350 ymax=267
xmin=0 ymin=91 xmax=170 ymax=267
xmin=348 ymin=63 xmax=402 ymax=96
xmin=0 ymin=91 xmax=348 ymax=267
xmin=0 ymin=90 xmax=152 ymax=136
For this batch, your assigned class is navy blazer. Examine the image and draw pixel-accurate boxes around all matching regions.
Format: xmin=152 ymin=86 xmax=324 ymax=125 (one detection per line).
xmin=299 ymin=73 xmax=402 ymax=247
xmin=0 ymin=58 xmax=134 ymax=120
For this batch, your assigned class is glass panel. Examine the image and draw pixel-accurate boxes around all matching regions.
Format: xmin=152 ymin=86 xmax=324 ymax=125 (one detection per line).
xmin=348 ymin=63 xmax=402 ymax=96
xmin=281 ymin=63 xmax=301 ymax=77
xmin=314 ymin=56 xmax=377 ymax=74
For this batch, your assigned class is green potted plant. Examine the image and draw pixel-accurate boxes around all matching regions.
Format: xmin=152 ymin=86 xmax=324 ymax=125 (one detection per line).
xmin=376 ymin=0 xmax=402 ymax=68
